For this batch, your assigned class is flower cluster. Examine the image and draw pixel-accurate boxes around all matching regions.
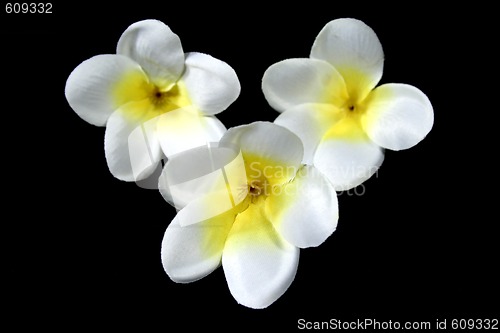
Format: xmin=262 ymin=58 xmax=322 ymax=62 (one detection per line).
xmin=66 ymin=19 xmax=433 ymax=308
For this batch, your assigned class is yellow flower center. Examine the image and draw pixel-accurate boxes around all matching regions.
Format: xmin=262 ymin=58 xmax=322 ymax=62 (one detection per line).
xmin=322 ymin=68 xmax=374 ymax=141
xmin=239 ymin=152 xmax=297 ymax=206
xmin=247 ymin=178 xmax=270 ymax=204
xmin=149 ymin=83 xmax=187 ymax=110
xmin=112 ymin=69 xmax=191 ymax=123
xmin=248 ymin=179 xmax=264 ymax=197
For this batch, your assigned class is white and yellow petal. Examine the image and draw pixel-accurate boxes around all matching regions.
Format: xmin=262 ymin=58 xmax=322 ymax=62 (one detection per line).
xmin=311 ymin=18 xmax=384 ymax=102
xmin=182 ymin=52 xmax=241 ymax=115
xmin=313 ymin=131 xmax=384 ymax=191
xmin=65 ymin=54 xmax=148 ymax=126
xmin=220 ymin=122 xmax=304 ymax=185
xmin=362 ymin=83 xmax=434 ymax=151
xmin=262 ymin=58 xmax=348 ymax=112
xmin=155 ymin=106 xmax=226 ymax=159
xmin=161 ymin=209 xmax=235 ymax=283
xmin=274 ymin=103 xmax=343 ymax=164
xmin=117 ymin=19 xmax=185 ymax=87
xmin=222 ymin=202 xmax=299 ymax=309
xmin=265 ymin=165 xmax=338 ymax=248
xmin=104 ymin=107 xmax=162 ymax=182
xmin=159 ymin=144 xmax=247 ymax=211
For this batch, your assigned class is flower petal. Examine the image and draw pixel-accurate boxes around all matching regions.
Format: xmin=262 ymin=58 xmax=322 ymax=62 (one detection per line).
xmin=182 ymin=52 xmax=241 ymax=115
xmin=156 ymin=106 xmax=226 ymax=159
xmin=311 ymin=18 xmax=384 ymax=101
xmin=159 ymin=144 xmax=247 ymax=211
xmin=362 ymin=84 xmax=434 ymax=151
xmin=313 ymin=136 xmax=384 ymax=191
xmin=174 ymin=191 xmax=239 ymax=227
xmin=262 ymin=58 xmax=348 ymax=112
xmin=65 ymin=54 xmax=146 ymax=126
xmin=274 ymin=103 xmax=342 ymax=164
xmin=265 ymin=165 xmax=338 ymax=248
xmin=161 ymin=209 xmax=234 ymax=283
xmin=117 ymin=19 xmax=184 ymax=86
xmin=104 ymin=108 xmax=162 ymax=182
xmin=220 ymin=122 xmax=304 ymax=185
xmin=222 ymin=202 xmax=299 ymax=309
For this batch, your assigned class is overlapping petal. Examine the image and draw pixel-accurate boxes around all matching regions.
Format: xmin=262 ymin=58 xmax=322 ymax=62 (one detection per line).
xmin=158 ymin=144 xmax=247 ymax=211
xmin=313 ymin=135 xmax=384 ymax=191
xmin=104 ymin=108 xmax=162 ymax=182
xmin=311 ymin=18 xmax=384 ymax=101
xmin=182 ymin=52 xmax=241 ymax=115
xmin=117 ymin=19 xmax=185 ymax=87
xmin=274 ymin=103 xmax=342 ymax=164
xmin=221 ymin=122 xmax=303 ymax=185
xmin=155 ymin=106 xmax=226 ymax=158
xmin=266 ymin=165 xmax=338 ymax=248
xmin=362 ymin=83 xmax=434 ymax=151
xmin=262 ymin=58 xmax=347 ymax=112
xmin=161 ymin=209 xmax=235 ymax=283
xmin=222 ymin=202 xmax=299 ymax=309
xmin=65 ymin=54 xmax=147 ymax=126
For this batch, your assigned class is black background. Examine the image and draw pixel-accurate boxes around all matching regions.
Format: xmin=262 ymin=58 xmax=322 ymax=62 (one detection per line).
xmin=3 ymin=2 xmax=497 ymax=330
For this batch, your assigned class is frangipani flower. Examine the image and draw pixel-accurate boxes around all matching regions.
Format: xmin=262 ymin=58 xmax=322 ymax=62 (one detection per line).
xmin=262 ymin=18 xmax=434 ymax=190
xmin=65 ymin=20 xmax=240 ymax=181
xmin=158 ymin=122 xmax=338 ymax=308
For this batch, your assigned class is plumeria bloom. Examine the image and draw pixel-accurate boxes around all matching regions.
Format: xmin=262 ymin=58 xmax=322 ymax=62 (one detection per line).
xmin=65 ymin=20 xmax=240 ymax=181
xmin=159 ymin=122 xmax=338 ymax=308
xmin=262 ymin=18 xmax=434 ymax=190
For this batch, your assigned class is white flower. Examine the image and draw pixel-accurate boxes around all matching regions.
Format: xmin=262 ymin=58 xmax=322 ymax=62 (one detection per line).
xmin=65 ymin=20 xmax=240 ymax=181
xmin=262 ymin=18 xmax=434 ymax=190
xmin=159 ymin=122 xmax=338 ymax=308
